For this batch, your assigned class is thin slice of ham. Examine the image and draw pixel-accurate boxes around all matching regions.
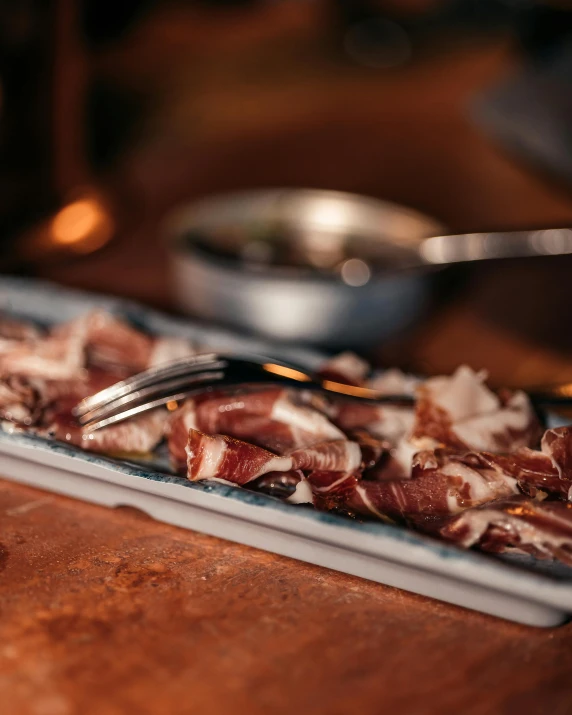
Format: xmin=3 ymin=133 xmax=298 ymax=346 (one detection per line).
xmin=411 ymin=366 xmax=540 ymax=454
xmin=186 ymin=430 xmax=292 ymax=485
xmin=476 ymin=449 xmax=572 ymax=500
xmin=0 ymin=376 xmax=44 ymax=426
xmin=541 ymin=427 xmax=572 ymax=481
xmin=169 ymin=388 xmax=344 ymax=469
xmin=331 ymin=403 xmax=415 ymax=445
xmin=53 ymin=311 xmax=196 ymax=373
xmin=0 ymin=329 xmax=86 ymax=381
xmin=0 ymin=310 xmax=149 ymax=381
xmin=43 ymin=408 xmax=166 ymax=455
xmin=53 ymin=310 xmax=154 ymax=373
xmin=347 ymin=429 xmax=390 ymax=469
xmin=186 ymin=429 xmax=362 ymax=485
xmin=440 ymin=496 xmax=572 ymax=565
xmin=290 ymin=439 xmax=361 ymax=473
xmin=345 ymin=449 xmax=520 ymax=521
xmin=0 ymin=316 xmax=42 ymax=341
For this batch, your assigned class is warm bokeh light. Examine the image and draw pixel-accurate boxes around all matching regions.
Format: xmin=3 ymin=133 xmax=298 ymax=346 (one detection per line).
xmin=340 ymin=258 xmax=371 ymax=286
xmin=262 ymin=363 xmax=311 ymax=382
xmin=50 ymin=197 xmax=114 ymax=253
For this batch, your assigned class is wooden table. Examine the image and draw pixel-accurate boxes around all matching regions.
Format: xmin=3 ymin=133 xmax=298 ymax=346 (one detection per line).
xmin=1 ymin=479 xmax=572 ymax=715
xmin=3 ymin=16 xmax=572 ymax=713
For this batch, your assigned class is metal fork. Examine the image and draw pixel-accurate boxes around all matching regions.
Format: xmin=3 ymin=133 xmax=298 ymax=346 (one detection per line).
xmin=73 ymin=352 xmax=572 ymax=432
xmin=73 ymin=353 xmax=416 ymax=431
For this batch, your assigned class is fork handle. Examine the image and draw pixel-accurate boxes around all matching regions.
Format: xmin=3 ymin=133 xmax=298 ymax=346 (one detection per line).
xmin=528 ymin=391 xmax=572 ymax=408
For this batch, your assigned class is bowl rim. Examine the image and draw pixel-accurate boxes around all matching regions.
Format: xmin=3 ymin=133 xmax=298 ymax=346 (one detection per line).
xmin=163 ymin=188 xmax=446 ymax=282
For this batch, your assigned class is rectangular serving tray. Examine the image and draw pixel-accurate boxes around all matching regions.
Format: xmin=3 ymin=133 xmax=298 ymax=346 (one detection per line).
xmin=0 ymin=276 xmax=571 ymax=627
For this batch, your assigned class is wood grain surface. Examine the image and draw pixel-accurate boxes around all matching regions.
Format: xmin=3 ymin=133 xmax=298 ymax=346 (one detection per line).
xmin=1 ymin=480 xmax=572 ymax=715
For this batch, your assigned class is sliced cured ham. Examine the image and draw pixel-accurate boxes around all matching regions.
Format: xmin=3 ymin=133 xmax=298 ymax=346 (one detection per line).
xmin=53 ymin=310 xmax=154 ymax=373
xmin=541 ymin=427 xmax=572 ymax=480
xmin=290 ymin=439 xmax=361 ymax=473
xmin=81 ymin=409 xmax=166 ymax=455
xmin=346 ymin=449 xmax=520 ymax=521
xmin=186 ymin=430 xmax=292 ymax=485
xmin=306 ymin=470 xmax=359 ymax=497
xmin=0 ymin=310 xmax=152 ymax=382
xmin=0 ymin=329 xmax=86 ymax=381
xmin=2 ymin=309 xmax=572 ymax=568
xmin=185 ymin=428 xmax=361 ymax=485
xmin=43 ymin=407 xmax=166 ymax=455
xmin=476 ymin=449 xmax=572 ymax=500
xmin=0 ymin=316 xmax=42 ymax=341
xmin=347 ymin=429 xmax=389 ymax=469
xmin=168 ymin=388 xmax=344 ymax=469
xmin=331 ymin=403 xmax=415 ymax=445
xmin=22 ymin=310 xmax=196 ymax=376
xmin=0 ymin=376 xmax=44 ymax=426
xmin=440 ymin=496 xmax=572 ymax=565
xmin=411 ymin=366 xmax=539 ymax=453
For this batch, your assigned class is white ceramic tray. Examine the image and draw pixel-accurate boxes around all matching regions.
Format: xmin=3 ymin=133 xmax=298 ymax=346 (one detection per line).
xmin=0 ymin=277 xmax=571 ymax=627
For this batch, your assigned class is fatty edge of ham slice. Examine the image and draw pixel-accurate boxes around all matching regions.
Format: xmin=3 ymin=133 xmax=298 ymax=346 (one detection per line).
xmin=287 ymin=477 xmax=314 ymax=505
xmin=289 ymin=439 xmax=361 ymax=473
xmin=270 ymin=393 xmax=344 ymax=443
xmin=167 ymin=400 xmax=198 ymax=468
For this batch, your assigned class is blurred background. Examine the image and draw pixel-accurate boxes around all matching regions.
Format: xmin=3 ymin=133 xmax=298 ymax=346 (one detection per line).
xmin=2 ymin=0 xmax=572 ymax=384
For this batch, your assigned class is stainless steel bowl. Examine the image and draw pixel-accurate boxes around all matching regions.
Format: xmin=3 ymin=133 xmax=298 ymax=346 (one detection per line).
xmin=165 ymin=189 xmax=445 ymax=349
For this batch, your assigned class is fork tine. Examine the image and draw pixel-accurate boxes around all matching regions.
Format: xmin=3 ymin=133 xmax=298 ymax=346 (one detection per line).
xmin=83 ymin=389 xmax=207 ymax=432
xmin=77 ymin=369 xmax=226 ymax=426
xmin=73 ymin=353 xmax=222 ymax=417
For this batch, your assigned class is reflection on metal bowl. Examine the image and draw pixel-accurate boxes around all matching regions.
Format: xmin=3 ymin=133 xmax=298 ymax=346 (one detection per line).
xmin=165 ymin=189 xmax=445 ymax=349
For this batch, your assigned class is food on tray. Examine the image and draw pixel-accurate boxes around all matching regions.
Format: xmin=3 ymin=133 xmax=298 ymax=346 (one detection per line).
xmin=1 ymin=310 xmax=572 ymax=566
